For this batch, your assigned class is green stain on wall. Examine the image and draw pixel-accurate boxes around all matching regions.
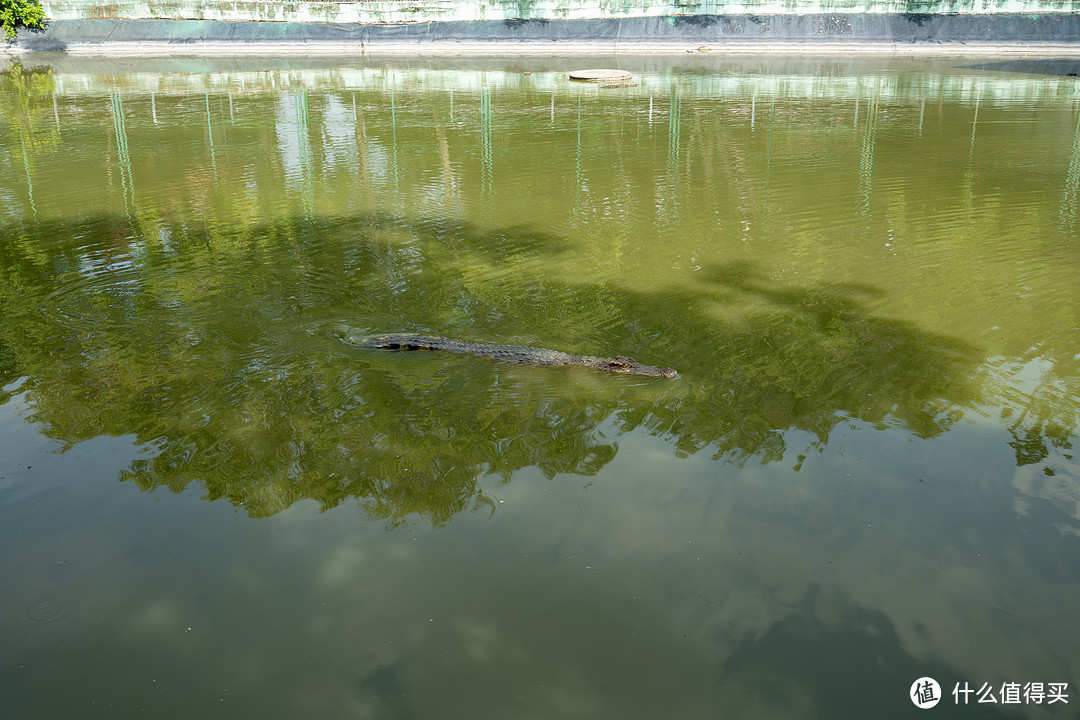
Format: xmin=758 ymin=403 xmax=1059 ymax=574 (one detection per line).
xmin=37 ymin=0 xmax=1080 ymax=24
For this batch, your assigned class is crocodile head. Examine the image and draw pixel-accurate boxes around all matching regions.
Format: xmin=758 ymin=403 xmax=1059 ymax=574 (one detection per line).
xmin=604 ymin=356 xmax=678 ymax=378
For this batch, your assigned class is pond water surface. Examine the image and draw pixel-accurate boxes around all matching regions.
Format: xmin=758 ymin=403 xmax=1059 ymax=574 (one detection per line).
xmin=1 ymin=54 xmax=1078 ymax=719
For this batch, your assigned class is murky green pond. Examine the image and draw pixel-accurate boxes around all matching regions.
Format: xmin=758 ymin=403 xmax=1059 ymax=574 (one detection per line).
xmin=1 ymin=53 xmax=1078 ymax=718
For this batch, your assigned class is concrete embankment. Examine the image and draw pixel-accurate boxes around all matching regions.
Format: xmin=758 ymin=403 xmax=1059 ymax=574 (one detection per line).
xmin=8 ymin=0 xmax=1080 ymax=54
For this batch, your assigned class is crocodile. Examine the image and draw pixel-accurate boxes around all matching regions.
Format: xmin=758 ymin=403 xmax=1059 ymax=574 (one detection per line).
xmin=341 ymin=333 xmax=678 ymax=378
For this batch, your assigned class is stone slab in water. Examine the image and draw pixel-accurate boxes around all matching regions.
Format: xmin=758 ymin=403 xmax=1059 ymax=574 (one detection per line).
xmin=569 ymin=69 xmax=633 ymax=82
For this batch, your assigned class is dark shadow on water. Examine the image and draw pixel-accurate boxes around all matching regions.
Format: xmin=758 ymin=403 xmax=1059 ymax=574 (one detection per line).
xmin=0 ymin=211 xmax=1061 ymax=524
xmin=355 ymin=665 xmax=415 ymax=720
xmin=713 ymin=585 xmax=1026 ymax=720
xmin=963 ymin=59 xmax=1080 ymax=78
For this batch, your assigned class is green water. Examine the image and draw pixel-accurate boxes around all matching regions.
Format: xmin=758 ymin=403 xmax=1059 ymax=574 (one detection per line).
xmin=1 ymin=54 xmax=1078 ymax=718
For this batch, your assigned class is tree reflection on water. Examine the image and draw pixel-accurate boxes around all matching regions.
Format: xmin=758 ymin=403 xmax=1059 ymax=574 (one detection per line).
xmin=0 ymin=212 xmax=1002 ymax=523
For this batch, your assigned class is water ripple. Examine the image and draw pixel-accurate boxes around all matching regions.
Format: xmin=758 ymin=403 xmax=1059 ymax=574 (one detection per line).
xmin=18 ymin=598 xmax=73 ymax=626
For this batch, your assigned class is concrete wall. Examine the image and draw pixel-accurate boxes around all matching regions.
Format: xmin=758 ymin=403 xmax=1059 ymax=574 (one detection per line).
xmin=38 ymin=0 xmax=1080 ymax=25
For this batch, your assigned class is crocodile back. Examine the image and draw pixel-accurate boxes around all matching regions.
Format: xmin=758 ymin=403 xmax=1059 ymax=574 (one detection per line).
xmin=341 ymin=333 xmax=676 ymax=378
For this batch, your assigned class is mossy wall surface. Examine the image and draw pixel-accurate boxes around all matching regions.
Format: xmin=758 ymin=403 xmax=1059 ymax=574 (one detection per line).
xmin=37 ymin=0 xmax=1080 ymax=24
